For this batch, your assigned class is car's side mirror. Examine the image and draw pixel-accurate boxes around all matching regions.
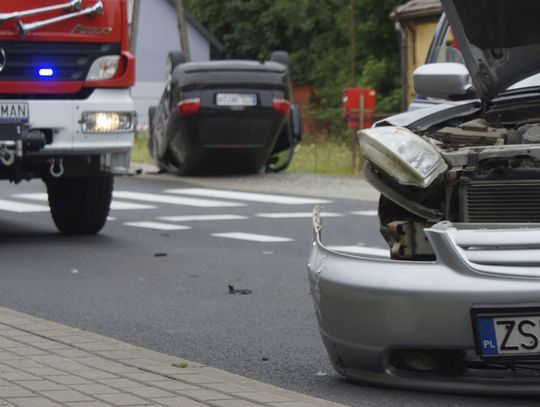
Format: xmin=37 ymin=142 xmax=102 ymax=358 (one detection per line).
xmin=413 ymin=63 xmax=472 ymax=100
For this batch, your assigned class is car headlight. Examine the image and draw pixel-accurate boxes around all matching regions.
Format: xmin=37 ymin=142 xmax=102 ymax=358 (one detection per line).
xmin=86 ymin=56 xmax=120 ymax=81
xmin=81 ymin=112 xmax=136 ymax=133
xmin=358 ymin=126 xmax=447 ymax=188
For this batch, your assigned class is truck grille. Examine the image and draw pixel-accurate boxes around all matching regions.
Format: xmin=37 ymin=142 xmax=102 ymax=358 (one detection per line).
xmin=461 ymin=180 xmax=540 ymax=222
xmin=0 ymin=41 xmax=120 ymax=82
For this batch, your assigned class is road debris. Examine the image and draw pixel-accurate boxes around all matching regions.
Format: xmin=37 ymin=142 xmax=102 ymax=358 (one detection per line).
xmin=228 ymin=284 xmax=252 ymax=295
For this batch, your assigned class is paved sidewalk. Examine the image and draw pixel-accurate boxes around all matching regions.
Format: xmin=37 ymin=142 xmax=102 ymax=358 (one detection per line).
xmin=0 ymin=307 xmax=347 ymax=407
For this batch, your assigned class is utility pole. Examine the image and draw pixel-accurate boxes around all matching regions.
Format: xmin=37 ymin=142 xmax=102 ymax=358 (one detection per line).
xmin=350 ymin=0 xmax=357 ymax=171
xmin=350 ymin=0 xmax=356 ymax=86
xmin=174 ymin=0 xmax=191 ymax=60
xmin=130 ymin=0 xmax=141 ymax=54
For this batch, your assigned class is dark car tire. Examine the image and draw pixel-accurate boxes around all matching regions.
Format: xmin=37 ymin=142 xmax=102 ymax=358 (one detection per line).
xmin=270 ymin=51 xmax=290 ymax=70
xmin=46 ymin=175 xmax=113 ymax=235
xmin=166 ymin=150 xmax=194 ymax=176
xmin=148 ymin=108 xmax=166 ymax=172
xmin=147 ymin=107 xmax=168 ymax=173
xmin=166 ymin=51 xmax=188 ymax=94
xmin=147 ymin=106 xmax=157 ymax=154
xmin=266 ymin=148 xmax=295 ymax=173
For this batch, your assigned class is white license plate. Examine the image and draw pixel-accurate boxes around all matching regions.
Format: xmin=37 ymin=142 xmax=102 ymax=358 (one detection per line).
xmin=0 ymin=103 xmax=29 ymax=123
xmin=475 ymin=313 xmax=540 ymax=357
xmin=216 ymin=93 xmax=257 ymax=106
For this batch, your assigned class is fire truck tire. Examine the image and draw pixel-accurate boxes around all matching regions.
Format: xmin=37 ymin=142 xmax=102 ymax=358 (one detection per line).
xmin=46 ymin=175 xmax=113 ymax=235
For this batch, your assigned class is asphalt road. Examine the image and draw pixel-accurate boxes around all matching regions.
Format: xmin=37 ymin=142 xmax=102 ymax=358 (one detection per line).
xmin=0 ymin=173 xmax=538 ymax=407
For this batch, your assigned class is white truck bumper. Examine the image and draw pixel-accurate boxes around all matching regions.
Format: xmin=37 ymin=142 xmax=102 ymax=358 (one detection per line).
xmin=4 ymin=88 xmax=136 ymax=175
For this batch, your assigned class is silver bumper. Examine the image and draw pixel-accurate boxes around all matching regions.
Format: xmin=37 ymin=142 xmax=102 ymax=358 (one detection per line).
xmin=308 ymin=206 xmax=540 ymax=395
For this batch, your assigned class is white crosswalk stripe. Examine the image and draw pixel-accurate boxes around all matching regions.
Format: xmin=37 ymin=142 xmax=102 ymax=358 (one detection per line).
xmin=114 ymin=191 xmax=245 ymax=208
xmin=256 ymin=212 xmax=342 ymax=219
xmin=166 ymin=188 xmax=331 ymax=205
xmin=212 ymin=232 xmax=293 ymax=242
xmin=158 ymin=214 xmax=248 ymax=222
xmin=111 ymin=202 xmax=157 ymax=210
xmin=327 ymin=246 xmax=389 ymax=257
xmin=350 ymin=210 xmax=378 ymax=216
xmin=124 ymin=221 xmax=191 ymax=231
xmin=12 ymin=193 xmax=47 ymax=201
xmin=0 ymin=199 xmax=49 ymax=213
xmin=13 ymin=193 xmax=157 ymax=210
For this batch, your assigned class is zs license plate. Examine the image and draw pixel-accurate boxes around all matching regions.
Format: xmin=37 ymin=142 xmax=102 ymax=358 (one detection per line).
xmin=0 ymin=103 xmax=29 ymax=123
xmin=216 ymin=93 xmax=257 ymax=107
xmin=474 ymin=309 xmax=540 ymax=359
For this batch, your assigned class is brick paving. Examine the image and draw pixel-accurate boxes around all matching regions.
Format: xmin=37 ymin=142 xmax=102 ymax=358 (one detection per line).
xmin=0 ymin=307 xmax=346 ymax=407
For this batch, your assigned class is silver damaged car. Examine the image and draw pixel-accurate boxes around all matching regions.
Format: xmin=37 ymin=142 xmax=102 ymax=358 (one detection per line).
xmin=309 ymin=0 xmax=540 ymax=395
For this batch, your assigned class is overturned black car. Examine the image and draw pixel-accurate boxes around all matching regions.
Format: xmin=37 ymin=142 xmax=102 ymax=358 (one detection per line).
xmin=148 ymin=52 xmax=302 ymax=175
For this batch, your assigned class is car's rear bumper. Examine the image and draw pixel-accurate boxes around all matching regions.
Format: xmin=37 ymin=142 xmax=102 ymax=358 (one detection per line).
xmin=308 ymin=206 xmax=540 ymax=395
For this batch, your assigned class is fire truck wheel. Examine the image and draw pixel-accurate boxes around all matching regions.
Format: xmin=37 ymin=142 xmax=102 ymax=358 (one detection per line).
xmin=46 ymin=175 xmax=113 ymax=235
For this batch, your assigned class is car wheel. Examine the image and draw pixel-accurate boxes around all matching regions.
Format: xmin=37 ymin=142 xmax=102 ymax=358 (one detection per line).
xmin=166 ymin=151 xmax=193 ymax=176
xmin=147 ymin=107 xmax=168 ymax=173
xmin=147 ymin=106 xmax=157 ymax=154
xmin=166 ymin=51 xmax=188 ymax=94
xmin=270 ymin=51 xmax=290 ymax=70
xmin=46 ymin=175 xmax=113 ymax=235
xmin=266 ymin=148 xmax=295 ymax=173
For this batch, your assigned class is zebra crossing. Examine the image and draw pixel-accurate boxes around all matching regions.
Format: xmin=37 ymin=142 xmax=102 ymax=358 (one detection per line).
xmin=1 ymin=186 xmax=386 ymax=254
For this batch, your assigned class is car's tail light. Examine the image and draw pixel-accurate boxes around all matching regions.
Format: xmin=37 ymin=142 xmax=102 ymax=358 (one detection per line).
xmin=272 ymin=98 xmax=290 ymax=115
xmin=176 ymin=98 xmax=201 ymax=116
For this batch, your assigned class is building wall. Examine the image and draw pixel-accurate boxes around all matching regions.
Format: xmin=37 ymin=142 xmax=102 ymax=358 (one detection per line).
xmin=405 ymin=20 xmax=438 ymax=106
xmin=130 ymin=0 xmax=211 ymax=128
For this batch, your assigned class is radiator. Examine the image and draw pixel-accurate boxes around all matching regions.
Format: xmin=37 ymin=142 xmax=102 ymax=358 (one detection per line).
xmin=461 ymin=179 xmax=540 ymax=222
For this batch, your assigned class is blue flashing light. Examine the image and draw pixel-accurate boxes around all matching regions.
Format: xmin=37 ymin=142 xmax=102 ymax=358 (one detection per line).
xmin=38 ymin=68 xmax=54 ymax=77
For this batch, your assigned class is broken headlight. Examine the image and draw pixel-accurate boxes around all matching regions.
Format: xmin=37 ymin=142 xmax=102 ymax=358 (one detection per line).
xmin=358 ymin=126 xmax=447 ymax=188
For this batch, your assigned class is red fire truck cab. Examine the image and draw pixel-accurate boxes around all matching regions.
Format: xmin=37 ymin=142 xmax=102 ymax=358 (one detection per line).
xmin=0 ymin=0 xmax=135 ymax=234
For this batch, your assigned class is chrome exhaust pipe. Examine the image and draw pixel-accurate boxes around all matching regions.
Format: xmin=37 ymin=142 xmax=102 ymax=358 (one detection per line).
xmin=0 ymin=0 xmax=82 ymax=25
xmin=17 ymin=1 xmax=103 ymax=37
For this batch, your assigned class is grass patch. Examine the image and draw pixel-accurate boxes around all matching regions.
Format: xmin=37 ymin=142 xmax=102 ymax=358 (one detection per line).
xmin=131 ymin=132 xmax=153 ymax=164
xmin=131 ymin=131 xmax=362 ymax=177
xmin=287 ymin=136 xmax=362 ymax=176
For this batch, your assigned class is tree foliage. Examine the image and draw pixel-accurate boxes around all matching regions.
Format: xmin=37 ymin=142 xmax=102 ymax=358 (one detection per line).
xmin=186 ymin=0 xmax=402 ymax=113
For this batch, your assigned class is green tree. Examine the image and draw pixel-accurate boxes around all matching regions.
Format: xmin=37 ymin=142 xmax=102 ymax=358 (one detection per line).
xmin=186 ymin=0 xmax=402 ymax=114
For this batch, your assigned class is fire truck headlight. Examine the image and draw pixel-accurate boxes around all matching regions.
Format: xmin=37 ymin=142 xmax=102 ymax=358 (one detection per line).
xmin=81 ymin=112 xmax=136 ymax=133
xmin=86 ymin=56 xmax=120 ymax=81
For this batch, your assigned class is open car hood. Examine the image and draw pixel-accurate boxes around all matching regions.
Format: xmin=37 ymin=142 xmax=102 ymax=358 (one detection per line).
xmin=441 ymin=0 xmax=540 ymax=102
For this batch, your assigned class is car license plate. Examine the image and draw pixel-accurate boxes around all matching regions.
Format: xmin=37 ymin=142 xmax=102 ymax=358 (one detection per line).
xmin=0 ymin=103 xmax=29 ymax=123
xmin=216 ymin=93 xmax=257 ymax=106
xmin=473 ymin=308 xmax=540 ymax=359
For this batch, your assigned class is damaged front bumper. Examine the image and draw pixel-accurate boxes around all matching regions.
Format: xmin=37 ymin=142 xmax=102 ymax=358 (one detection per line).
xmin=308 ymin=206 xmax=540 ymax=395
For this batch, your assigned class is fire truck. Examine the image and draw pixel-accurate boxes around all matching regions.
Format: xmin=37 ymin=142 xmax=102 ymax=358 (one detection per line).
xmin=0 ymin=0 xmax=135 ymax=234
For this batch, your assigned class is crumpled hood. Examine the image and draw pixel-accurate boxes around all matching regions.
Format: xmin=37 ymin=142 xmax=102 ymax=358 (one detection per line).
xmin=441 ymin=0 xmax=540 ymax=102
